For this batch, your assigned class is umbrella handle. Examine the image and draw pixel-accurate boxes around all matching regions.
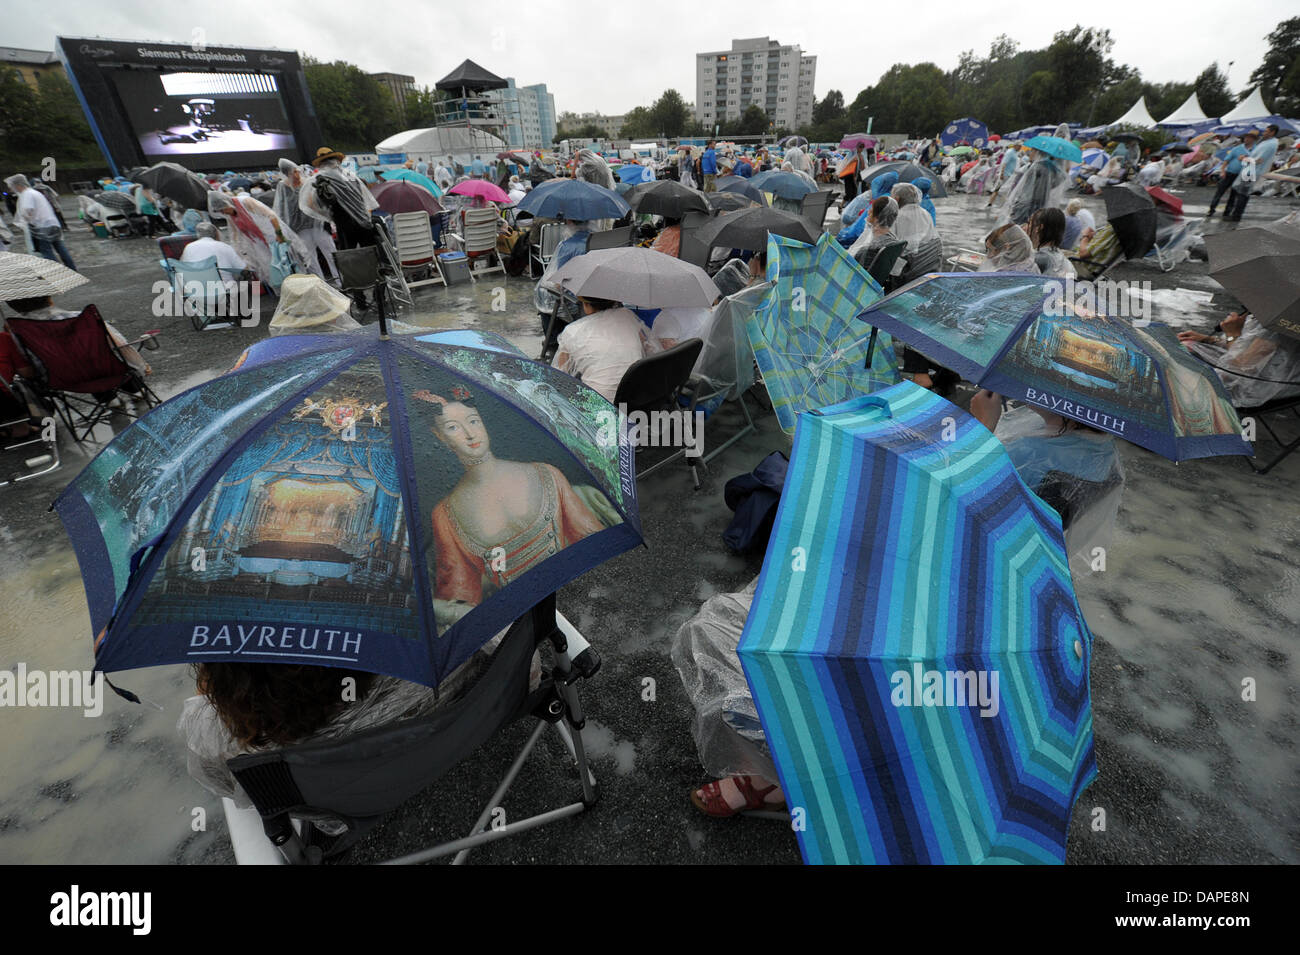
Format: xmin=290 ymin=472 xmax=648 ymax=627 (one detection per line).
xmin=855 ymin=395 xmax=893 ymax=418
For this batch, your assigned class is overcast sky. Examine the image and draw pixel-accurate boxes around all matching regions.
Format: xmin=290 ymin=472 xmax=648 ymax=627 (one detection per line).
xmin=15 ymin=1 xmax=1295 ymax=117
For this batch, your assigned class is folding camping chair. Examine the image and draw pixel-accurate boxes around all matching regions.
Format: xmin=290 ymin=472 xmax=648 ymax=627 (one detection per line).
xmin=585 ymin=226 xmax=634 ymax=251
xmin=462 ymin=207 xmax=506 ymax=279
xmin=616 ymin=338 xmax=706 ymax=489
xmin=1238 ymin=395 xmax=1300 ymax=475
xmin=0 ymin=379 xmax=59 ymax=487
xmin=800 ymin=189 xmax=833 ymax=231
xmin=391 ymin=211 xmax=445 ymax=289
xmin=226 ymin=594 xmax=601 ymax=865
xmin=158 ymin=233 xmax=198 ymax=262
xmin=4 ymin=306 xmax=161 ymax=445
xmin=164 ymin=256 xmax=248 ymax=331
xmin=1147 ymin=219 xmax=1201 ymax=272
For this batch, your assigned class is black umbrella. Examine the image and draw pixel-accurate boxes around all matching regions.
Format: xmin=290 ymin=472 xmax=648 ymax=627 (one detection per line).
xmin=1206 ymin=218 xmax=1300 ymax=341
xmin=860 ymin=161 xmax=948 ymax=198
xmin=715 ymin=176 xmax=767 ymax=204
xmin=695 ymin=206 xmax=818 ymax=252
xmin=134 ymin=161 xmax=212 ymax=210
xmin=1101 ymin=183 xmax=1157 ymax=260
xmin=707 ymin=191 xmax=762 ymax=211
xmin=1161 ymin=143 xmax=1194 ymax=154
xmin=625 ymin=180 xmax=710 ymax=218
xmin=1110 ymin=132 xmax=1143 ymax=143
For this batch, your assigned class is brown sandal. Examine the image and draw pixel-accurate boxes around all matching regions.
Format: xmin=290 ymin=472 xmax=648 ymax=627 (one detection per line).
xmin=690 ymin=775 xmax=786 ymax=818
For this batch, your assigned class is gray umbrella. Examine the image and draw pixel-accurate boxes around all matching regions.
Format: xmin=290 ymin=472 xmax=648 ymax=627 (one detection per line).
xmin=695 ymin=206 xmax=818 ymax=252
xmin=715 ymin=176 xmax=766 ymax=204
xmin=707 ymin=191 xmax=763 ymax=211
xmin=1206 ymin=218 xmax=1300 ymax=341
xmin=0 ymin=251 xmax=89 ymax=298
xmin=625 ymin=180 xmax=710 ymax=218
xmin=553 ymin=246 xmax=719 ymax=308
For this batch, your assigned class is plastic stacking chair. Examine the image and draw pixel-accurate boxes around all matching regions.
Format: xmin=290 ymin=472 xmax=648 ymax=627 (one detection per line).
xmin=529 ymin=221 xmax=561 ymax=277
xmin=616 ymin=338 xmax=706 ymax=488
xmin=5 ymin=306 xmax=161 ymax=446
xmin=462 ymin=207 xmax=505 ymax=279
xmin=392 ymin=212 xmax=445 ymax=289
xmin=226 ymin=594 xmax=601 ymax=865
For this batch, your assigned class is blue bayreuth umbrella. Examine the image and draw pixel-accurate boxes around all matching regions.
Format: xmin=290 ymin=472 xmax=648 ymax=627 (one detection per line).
xmin=857 ymin=273 xmax=1251 ymax=460
xmin=56 ymin=331 xmax=640 ymax=696
xmin=746 ymin=234 xmax=900 ymax=433
xmin=939 ymin=117 xmax=990 ymax=148
xmin=738 ymin=381 xmax=1097 ymax=864
xmin=748 ymin=170 xmax=818 ymax=201
xmin=1022 ymin=135 xmax=1084 ymax=163
xmin=515 ymin=178 xmax=629 ymax=221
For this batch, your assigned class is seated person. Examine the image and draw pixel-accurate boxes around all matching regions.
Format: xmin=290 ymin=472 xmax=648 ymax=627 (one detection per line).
xmin=650 ymin=217 xmax=682 ymax=258
xmin=1074 ymin=220 xmax=1121 ymax=277
xmin=650 ymin=305 xmax=713 ymax=350
xmin=3 ymin=296 xmax=152 ymax=397
xmin=180 ymin=221 xmax=250 ymax=275
xmin=891 ymin=182 xmax=943 ymax=281
xmin=1027 ymin=207 xmax=1075 ymax=278
xmin=978 ymin=223 xmax=1039 ymax=272
xmin=846 ymin=196 xmax=899 ymax=261
xmin=1178 ymin=311 xmax=1300 ymax=407
xmin=551 ymin=296 xmax=654 ymax=403
xmin=180 ymin=634 xmax=525 ymax=821
xmin=1062 ymin=198 xmax=1094 ymax=251
xmin=671 ymin=579 xmax=786 ymax=818
xmin=1135 ymin=159 xmax=1164 ymax=187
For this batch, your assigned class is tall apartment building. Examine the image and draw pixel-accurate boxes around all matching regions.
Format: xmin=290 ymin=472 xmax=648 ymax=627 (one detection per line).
xmin=500 ymin=78 xmax=557 ymax=149
xmin=695 ymin=37 xmax=816 ymax=132
xmin=558 ymin=111 xmax=626 ymax=139
xmin=370 ymin=72 xmax=417 ymax=124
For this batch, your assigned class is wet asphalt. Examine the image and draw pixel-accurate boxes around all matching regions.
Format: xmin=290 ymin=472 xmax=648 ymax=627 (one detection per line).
xmin=1 ymin=185 xmax=1296 ymax=865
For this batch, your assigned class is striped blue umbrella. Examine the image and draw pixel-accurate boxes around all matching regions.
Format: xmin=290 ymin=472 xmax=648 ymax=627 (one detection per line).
xmin=738 ymin=381 xmax=1097 ymax=864
xmin=857 ymin=273 xmax=1251 ymax=461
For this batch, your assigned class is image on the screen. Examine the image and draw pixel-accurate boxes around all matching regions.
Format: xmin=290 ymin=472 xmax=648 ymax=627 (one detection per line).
xmin=110 ymin=69 xmax=298 ymax=160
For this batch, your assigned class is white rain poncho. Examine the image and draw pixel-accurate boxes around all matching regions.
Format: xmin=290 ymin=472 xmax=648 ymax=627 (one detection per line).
xmin=1034 ymin=246 xmax=1076 ymax=279
xmin=1184 ymin=316 xmax=1300 ymax=407
xmin=574 ymin=149 xmax=616 ymax=230
xmin=208 ymin=191 xmax=312 ymax=287
xmin=272 ymin=158 xmax=317 ymax=235
xmin=994 ymin=405 xmax=1124 ymax=580
xmin=691 ymin=279 xmax=765 ymax=414
xmin=670 ymin=577 xmax=777 ymax=780
xmin=299 ymin=163 xmax=378 ymax=231
xmin=979 ymin=224 xmax=1039 ymax=272
xmin=847 ymin=197 xmax=899 ymax=261
xmin=268 ymin=274 xmax=361 ymax=334
xmin=892 ymin=183 xmax=942 ymax=279
xmin=1004 ymin=152 xmax=1068 ymax=225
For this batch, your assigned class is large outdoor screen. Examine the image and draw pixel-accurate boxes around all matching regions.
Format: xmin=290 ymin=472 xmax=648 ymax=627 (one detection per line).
xmin=108 ymin=69 xmax=298 ymax=166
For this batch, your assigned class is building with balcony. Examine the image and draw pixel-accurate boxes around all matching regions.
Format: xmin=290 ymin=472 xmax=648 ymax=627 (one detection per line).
xmin=695 ymin=37 xmax=816 ymax=133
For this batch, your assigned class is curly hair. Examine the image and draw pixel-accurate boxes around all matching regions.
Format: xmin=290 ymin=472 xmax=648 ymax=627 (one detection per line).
xmin=195 ymin=662 xmax=377 ymax=748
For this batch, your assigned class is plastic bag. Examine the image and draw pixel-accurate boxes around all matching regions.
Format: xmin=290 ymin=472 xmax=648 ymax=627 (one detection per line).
xmin=1184 ymin=316 xmax=1300 ymax=407
xmin=670 ymin=577 xmax=777 ymax=780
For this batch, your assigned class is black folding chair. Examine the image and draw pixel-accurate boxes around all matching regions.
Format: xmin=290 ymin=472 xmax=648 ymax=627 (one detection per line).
xmin=228 ymin=594 xmax=600 ymax=865
xmin=1237 ymin=395 xmax=1300 ymax=474
xmin=586 ymin=226 xmax=633 ymax=251
xmin=861 ymin=240 xmax=908 ymax=291
xmin=615 ymin=338 xmax=706 ymax=488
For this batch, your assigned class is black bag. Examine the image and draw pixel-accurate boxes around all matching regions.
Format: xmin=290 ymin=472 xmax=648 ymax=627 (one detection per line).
xmin=721 ymin=451 xmax=789 ymax=554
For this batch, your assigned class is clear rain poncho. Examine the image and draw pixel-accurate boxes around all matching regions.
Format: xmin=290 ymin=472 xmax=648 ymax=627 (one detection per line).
xmin=299 ymin=162 xmax=379 ymax=232
xmin=1004 ymin=152 xmax=1068 ymax=225
xmin=670 ymin=577 xmax=778 ymax=780
xmin=208 ymin=191 xmax=312 ymax=288
xmin=272 ymin=158 xmax=317 ymax=235
xmin=892 ymin=183 xmax=942 ymax=279
xmin=574 ymin=149 xmax=616 ymax=230
xmin=994 ymin=405 xmax=1124 ymax=580
xmin=1184 ymin=315 xmax=1300 ymax=407
xmin=979 ymin=223 xmax=1039 ymax=272
xmin=267 ymin=273 xmax=361 ymax=335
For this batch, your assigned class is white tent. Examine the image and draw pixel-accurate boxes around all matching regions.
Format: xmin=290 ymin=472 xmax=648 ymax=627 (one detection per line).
xmin=1220 ymin=87 xmax=1272 ymax=123
xmin=374 ymin=126 xmax=507 ymax=165
xmin=1108 ymin=97 xmax=1158 ymax=129
xmin=1158 ymin=92 xmax=1210 ymax=125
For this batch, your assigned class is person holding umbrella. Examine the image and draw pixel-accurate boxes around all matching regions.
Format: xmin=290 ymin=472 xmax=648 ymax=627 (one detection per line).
xmin=1178 ymin=311 xmax=1300 ymax=407
xmin=1002 ymin=139 xmax=1071 ymax=226
xmin=1226 ymin=125 xmax=1281 ymax=222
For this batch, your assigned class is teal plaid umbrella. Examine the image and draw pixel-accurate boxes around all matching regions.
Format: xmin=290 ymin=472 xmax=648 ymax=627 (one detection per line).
xmin=746 ymin=233 xmax=901 ymax=433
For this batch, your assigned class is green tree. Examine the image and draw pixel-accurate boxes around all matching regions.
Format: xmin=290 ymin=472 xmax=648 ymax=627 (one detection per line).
xmin=649 ymin=89 xmax=691 ymax=138
xmin=1250 ymin=17 xmax=1300 ymax=115
xmin=0 ymin=69 xmax=39 ymax=157
xmin=404 ymin=86 xmax=444 ymax=129
xmin=303 ymin=58 xmax=399 ymax=150
xmin=619 ymin=105 xmax=655 ymax=139
xmin=854 ymin=63 xmax=951 ymax=135
xmin=1193 ymin=63 xmax=1235 ymax=117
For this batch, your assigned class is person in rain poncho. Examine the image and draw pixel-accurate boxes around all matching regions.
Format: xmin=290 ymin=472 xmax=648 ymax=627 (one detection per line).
xmin=986 ymin=146 xmax=1022 ymax=208
xmin=173 ymin=208 xmax=205 ymax=235
xmin=1062 ymin=198 xmax=1095 ymax=251
xmin=783 ymin=146 xmax=817 ymax=183
xmin=891 ymin=182 xmax=942 ymax=280
xmin=573 ymin=148 xmax=616 ymax=231
xmin=1084 ymin=155 xmax=1126 ymax=194
xmin=507 ymin=176 xmax=529 ymax=204
xmin=1004 ymin=147 xmax=1068 ymax=225
xmin=1027 ymin=207 xmax=1075 ymax=279
xmin=208 ymin=190 xmax=311 ymax=291
xmin=979 ymin=222 xmax=1039 ymax=272
xmin=300 ymin=146 xmax=381 ymax=307
xmin=915 ymin=177 xmax=937 ymax=223
xmin=847 ymin=196 xmax=900 ymax=263
xmin=678 ymin=148 xmax=698 ymax=190
xmin=433 ymin=159 xmax=454 ymax=191
xmin=1178 ymin=311 xmax=1300 ymax=407
xmin=275 ymin=158 xmax=335 ymax=279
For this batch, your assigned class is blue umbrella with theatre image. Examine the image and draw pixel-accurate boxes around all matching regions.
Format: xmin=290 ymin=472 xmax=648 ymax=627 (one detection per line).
xmin=855 ymin=273 xmax=1251 ymax=461
xmin=55 ymin=332 xmax=641 ymax=696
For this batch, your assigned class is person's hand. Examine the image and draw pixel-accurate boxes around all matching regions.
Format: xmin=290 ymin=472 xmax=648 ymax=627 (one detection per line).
xmin=968 ymin=389 xmax=1002 ymax=431
xmin=1176 ymin=330 xmax=1213 ymax=344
